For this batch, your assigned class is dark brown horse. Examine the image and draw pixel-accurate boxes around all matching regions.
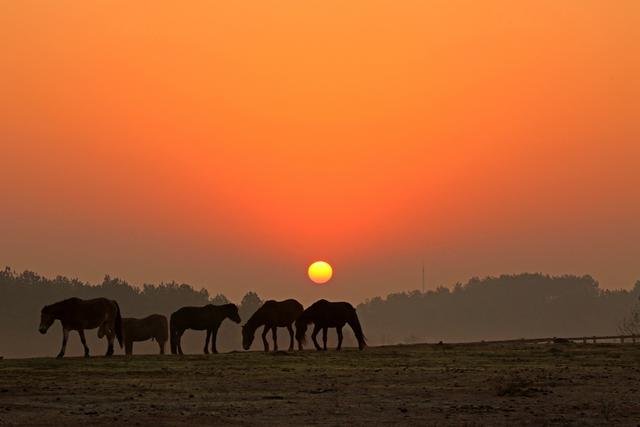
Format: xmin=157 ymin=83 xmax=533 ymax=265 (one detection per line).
xmin=123 ymin=314 xmax=168 ymax=355
xmin=242 ymin=299 xmax=303 ymax=352
xmin=39 ymin=297 xmax=123 ymax=358
xmin=170 ymin=304 xmax=241 ymax=355
xmin=295 ymin=299 xmax=366 ymax=351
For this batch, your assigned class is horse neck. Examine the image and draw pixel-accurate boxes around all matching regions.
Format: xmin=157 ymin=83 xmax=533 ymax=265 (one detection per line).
xmin=47 ymin=301 xmax=66 ymax=319
xmin=221 ymin=305 xmax=237 ymax=321
xmin=346 ymin=312 xmax=365 ymax=344
xmin=246 ymin=308 xmax=266 ymax=332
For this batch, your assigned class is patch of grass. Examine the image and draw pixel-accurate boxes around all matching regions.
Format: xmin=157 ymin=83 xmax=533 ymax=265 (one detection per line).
xmin=493 ymin=374 xmax=535 ymax=397
xmin=598 ymin=398 xmax=616 ymax=422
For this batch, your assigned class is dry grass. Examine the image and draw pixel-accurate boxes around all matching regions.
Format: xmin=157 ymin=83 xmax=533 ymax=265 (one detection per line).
xmin=0 ymin=343 xmax=639 ymax=426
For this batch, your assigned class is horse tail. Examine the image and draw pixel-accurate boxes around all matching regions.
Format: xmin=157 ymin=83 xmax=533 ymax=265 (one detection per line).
xmin=113 ymin=301 xmax=123 ymax=348
xmin=348 ymin=309 xmax=366 ymax=350
xmin=170 ymin=314 xmax=178 ymax=355
xmin=295 ymin=318 xmax=307 ymax=345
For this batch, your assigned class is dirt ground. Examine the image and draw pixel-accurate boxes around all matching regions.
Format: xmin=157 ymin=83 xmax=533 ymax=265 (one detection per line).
xmin=0 ymin=343 xmax=639 ymax=426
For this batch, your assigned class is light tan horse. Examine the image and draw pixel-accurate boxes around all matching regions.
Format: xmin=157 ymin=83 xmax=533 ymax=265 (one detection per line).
xmin=123 ymin=314 xmax=168 ymax=355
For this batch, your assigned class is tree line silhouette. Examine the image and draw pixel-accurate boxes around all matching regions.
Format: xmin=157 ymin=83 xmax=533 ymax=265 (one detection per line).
xmin=359 ymin=274 xmax=640 ymax=344
xmin=1 ymin=267 xmax=638 ymax=358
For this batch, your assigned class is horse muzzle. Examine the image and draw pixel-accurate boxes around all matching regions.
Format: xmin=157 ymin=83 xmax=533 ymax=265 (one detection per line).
xmin=39 ymin=327 xmax=47 ymax=334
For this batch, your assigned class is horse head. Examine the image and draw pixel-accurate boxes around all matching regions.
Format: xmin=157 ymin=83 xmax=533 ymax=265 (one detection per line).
xmin=241 ymin=323 xmax=254 ymax=350
xmin=225 ymin=304 xmax=242 ymax=324
xmin=39 ymin=305 xmax=56 ymax=334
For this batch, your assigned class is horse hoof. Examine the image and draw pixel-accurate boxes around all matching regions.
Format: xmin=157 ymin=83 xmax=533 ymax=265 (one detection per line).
xmin=56 ymin=354 xmax=64 ymax=359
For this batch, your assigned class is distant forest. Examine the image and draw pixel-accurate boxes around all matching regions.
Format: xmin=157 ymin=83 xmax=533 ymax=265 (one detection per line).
xmin=1 ymin=267 xmax=638 ymax=358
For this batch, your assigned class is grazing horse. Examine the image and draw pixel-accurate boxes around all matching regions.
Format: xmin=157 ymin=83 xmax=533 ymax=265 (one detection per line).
xmin=39 ymin=297 xmax=123 ymax=358
xmin=295 ymin=299 xmax=366 ymax=351
xmin=242 ymin=299 xmax=304 ymax=352
xmin=170 ymin=304 xmax=241 ymax=355
xmin=123 ymin=314 xmax=169 ymax=355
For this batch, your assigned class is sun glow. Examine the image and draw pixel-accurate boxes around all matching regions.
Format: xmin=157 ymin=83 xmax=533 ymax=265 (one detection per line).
xmin=308 ymin=261 xmax=333 ymax=284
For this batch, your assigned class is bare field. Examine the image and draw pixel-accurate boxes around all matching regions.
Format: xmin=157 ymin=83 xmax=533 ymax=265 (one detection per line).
xmin=1 ymin=343 xmax=640 ymax=426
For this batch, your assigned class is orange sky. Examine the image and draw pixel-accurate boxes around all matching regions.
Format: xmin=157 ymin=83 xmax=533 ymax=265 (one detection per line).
xmin=1 ymin=1 xmax=639 ymax=303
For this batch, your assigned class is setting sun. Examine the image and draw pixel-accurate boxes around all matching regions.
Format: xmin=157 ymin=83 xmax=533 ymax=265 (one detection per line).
xmin=308 ymin=261 xmax=333 ymax=284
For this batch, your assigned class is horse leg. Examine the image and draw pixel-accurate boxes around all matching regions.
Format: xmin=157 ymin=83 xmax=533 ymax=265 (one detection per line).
xmin=311 ymin=325 xmax=322 ymax=351
xmin=105 ymin=329 xmax=115 ymax=357
xmin=57 ymin=328 xmax=69 ymax=358
xmin=78 ymin=329 xmax=90 ymax=357
xmin=159 ymin=340 xmax=165 ymax=355
xmin=261 ymin=326 xmax=270 ymax=352
xmin=125 ymin=339 xmax=133 ymax=356
xmin=322 ymin=327 xmax=328 ymax=351
xmin=177 ymin=330 xmax=184 ymax=355
xmin=336 ymin=326 xmax=344 ymax=351
xmin=204 ymin=329 xmax=211 ymax=354
xmin=211 ymin=326 xmax=219 ymax=354
xmin=287 ymin=325 xmax=294 ymax=352
xmin=272 ymin=327 xmax=278 ymax=352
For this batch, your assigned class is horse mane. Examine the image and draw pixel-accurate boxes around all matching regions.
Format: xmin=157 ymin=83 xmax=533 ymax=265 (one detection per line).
xmin=42 ymin=297 xmax=78 ymax=313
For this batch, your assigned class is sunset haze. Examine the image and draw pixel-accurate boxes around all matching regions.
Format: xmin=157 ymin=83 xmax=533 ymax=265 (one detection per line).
xmin=1 ymin=1 xmax=639 ymax=303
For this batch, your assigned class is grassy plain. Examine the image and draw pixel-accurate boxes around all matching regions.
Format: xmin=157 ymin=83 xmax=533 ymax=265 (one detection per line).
xmin=1 ymin=343 xmax=639 ymax=426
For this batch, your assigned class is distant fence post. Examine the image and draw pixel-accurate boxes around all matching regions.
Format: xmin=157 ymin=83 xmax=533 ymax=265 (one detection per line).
xmin=592 ymin=336 xmax=596 ymax=344
xmin=620 ymin=337 xmax=625 ymax=344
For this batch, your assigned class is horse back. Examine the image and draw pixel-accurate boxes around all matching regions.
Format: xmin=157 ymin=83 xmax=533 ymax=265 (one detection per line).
xmin=304 ymin=300 xmax=355 ymax=326
xmin=280 ymin=299 xmax=304 ymax=322
xmin=124 ymin=314 xmax=168 ymax=342
xmin=171 ymin=306 xmax=214 ymax=330
xmin=260 ymin=299 xmax=303 ymax=326
xmin=56 ymin=297 xmax=118 ymax=330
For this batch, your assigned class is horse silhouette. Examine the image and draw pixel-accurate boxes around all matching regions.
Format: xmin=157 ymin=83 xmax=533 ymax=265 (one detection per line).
xmin=39 ymin=297 xmax=123 ymax=358
xmin=295 ymin=299 xmax=366 ymax=351
xmin=170 ymin=304 xmax=241 ymax=355
xmin=242 ymin=299 xmax=303 ymax=352
xmin=123 ymin=314 xmax=168 ymax=355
